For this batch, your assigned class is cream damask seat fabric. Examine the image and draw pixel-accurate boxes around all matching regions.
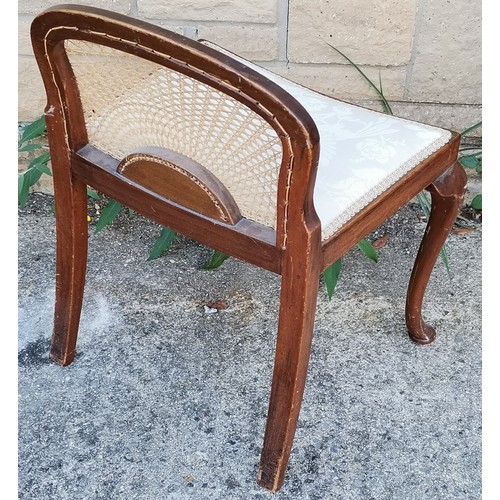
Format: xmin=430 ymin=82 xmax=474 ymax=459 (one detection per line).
xmin=201 ymin=42 xmax=452 ymax=240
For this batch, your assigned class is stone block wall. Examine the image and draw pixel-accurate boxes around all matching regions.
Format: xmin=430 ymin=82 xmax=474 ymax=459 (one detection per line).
xmin=19 ymin=0 xmax=481 ymax=132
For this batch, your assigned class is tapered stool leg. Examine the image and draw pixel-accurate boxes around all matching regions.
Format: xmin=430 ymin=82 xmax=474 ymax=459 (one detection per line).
xmin=406 ymin=161 xmax=467 ymax=344
xmin=50 ymin=179 xmax=88 ymax=366
xmin=257 ymin=234 xmax=321 ymax=492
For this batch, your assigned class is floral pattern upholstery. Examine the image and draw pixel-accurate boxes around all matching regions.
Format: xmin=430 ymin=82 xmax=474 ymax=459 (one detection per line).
xmin=202 ymin=42 xmax=452 ymax=240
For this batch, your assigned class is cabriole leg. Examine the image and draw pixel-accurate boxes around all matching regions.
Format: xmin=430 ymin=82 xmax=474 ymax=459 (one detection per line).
xmin=406 ymin=161 xmax=467 ymax=344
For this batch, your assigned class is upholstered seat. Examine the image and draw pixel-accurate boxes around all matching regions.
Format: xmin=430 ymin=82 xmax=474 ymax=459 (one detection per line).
xmin=31 ymin=5 xmax=467 ymax=493
xmin=202 ymin=42 xmax=452 ymax=239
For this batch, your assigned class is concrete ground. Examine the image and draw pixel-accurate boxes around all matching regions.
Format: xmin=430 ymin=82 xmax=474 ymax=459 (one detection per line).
xmin=18 ymin=193 xmax=481 ymax=500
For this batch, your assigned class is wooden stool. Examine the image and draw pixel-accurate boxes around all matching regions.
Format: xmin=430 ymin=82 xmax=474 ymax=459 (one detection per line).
xmin=31 ymin=5 xmax=466 ymax=492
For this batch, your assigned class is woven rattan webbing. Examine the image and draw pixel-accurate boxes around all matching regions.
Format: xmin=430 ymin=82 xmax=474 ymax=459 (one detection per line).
xmin=65 ymin=40 xmax=283 ymax=228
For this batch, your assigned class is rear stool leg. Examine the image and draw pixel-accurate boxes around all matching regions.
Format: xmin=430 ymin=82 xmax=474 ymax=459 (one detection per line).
xmin=50 ymin=179 xmax=88 ymax=366
xmin=406 ymin=161 xmax=467 ymax=344
xmin=257 ymin=245 xmax=321 ymax=492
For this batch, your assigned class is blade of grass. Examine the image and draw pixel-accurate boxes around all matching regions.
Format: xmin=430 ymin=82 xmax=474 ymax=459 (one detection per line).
xmin=460 ymin=121 xmax=482 ymax=137
xmin=147 ymin=227 xmax=177 ymax=261
xmin=377 ymin=70 xmax=392 ymax=114
xmin=327 ymin=44 xmax=393 ymax=115
xmin=417 ymin=192 xmax=451 ymax=278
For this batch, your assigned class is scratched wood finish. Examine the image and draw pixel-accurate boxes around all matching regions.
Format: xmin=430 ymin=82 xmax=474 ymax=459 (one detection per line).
xmin=31 ymin=5 xmax=465 ymax=492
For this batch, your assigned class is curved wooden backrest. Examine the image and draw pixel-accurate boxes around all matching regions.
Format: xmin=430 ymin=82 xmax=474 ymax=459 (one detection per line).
xmin=31 ymin=5 xmax=321 ymax=262
xmin=117 ymin=147 xmax=242 ymax=225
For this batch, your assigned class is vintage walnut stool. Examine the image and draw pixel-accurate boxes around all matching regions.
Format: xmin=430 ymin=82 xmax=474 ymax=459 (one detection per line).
xmin=31 ymin=5 xmax=467 ymax=492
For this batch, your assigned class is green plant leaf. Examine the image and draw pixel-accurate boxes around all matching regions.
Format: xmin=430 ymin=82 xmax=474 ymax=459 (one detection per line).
xmin=87 ymin=187 xmax=100 ymax=200
xmin=34 ymin=163 xmax=52 ymax=176
xmin=23 ymin=167 xmax=44 ymax=188
xmin=18 ymin=168 xmax=43 ymax=207
xmin=460 ymin=121 xmax=482 ymax=137
xmin=94 ymin=199 xmax=122 ymax=233
xmin=19 ymin=183 xmax=30 ymax=208
xmin=18 ymin=116 xmax=46 ymax=147
xmin=470 ymin=194 xmax=482 ymax=210
xmin=475 ymin=156 xmax=482 ymax=174
xmin=28 ymin=152 xmax=51 ymax=169
xmin=18 ymin=174 xmax=27 ymax=207
xmin=323 ymin=258 xmax=342 ymax=300
xmin=327 ymin=44 xmax=393 ymax=115
xmin=147 ymin=227 xmax=177 ymax=261
xmin=204 ymin=250 xmax=230 ymax=270
xmin=18 ymin=144 xmax=43 ymax=153
xmin=459 ymin=155 xmax=479 ymax=169
xmin=356 ymin=238 xmax=378 ymax=263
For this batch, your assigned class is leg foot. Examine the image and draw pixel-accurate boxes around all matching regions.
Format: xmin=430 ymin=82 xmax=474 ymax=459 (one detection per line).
xmin=406 ymin=161 xmax=467 ymax=344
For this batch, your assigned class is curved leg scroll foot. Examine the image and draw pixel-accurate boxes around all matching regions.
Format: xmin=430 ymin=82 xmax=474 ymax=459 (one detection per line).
xmin=406 ymin=161 xmax=467 ymax=345
xmin=408 ymin=319 xmax=436 ymax=346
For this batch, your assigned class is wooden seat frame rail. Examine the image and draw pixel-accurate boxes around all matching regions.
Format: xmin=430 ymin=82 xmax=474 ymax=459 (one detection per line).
xmin=31 ymin=5 xmax=467 ymax=493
